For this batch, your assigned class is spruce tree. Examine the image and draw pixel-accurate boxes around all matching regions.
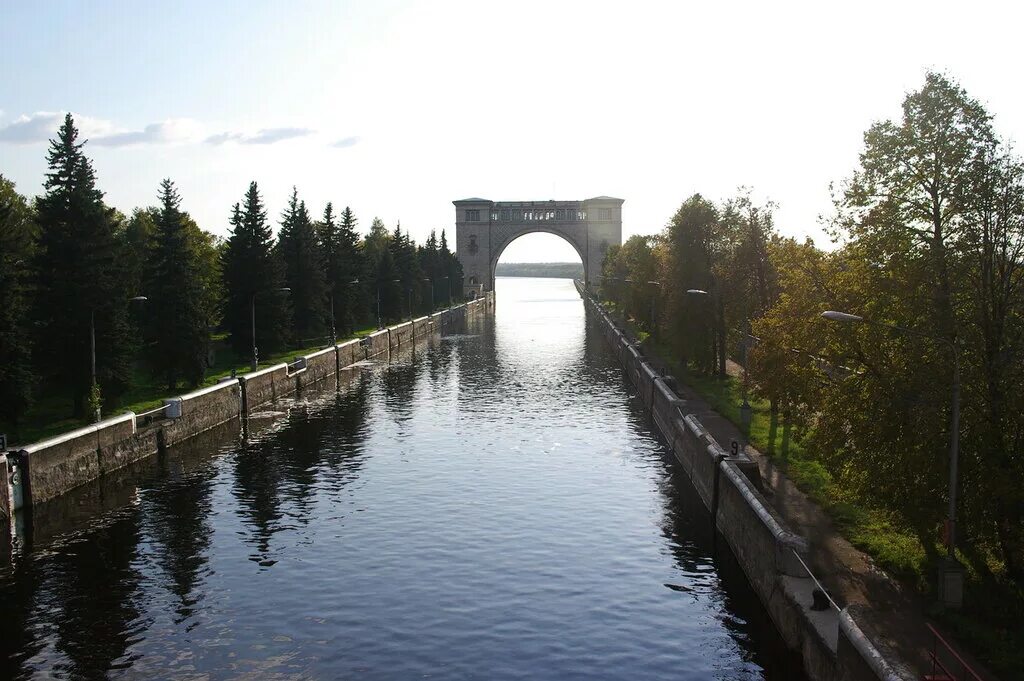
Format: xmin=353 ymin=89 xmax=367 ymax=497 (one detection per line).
xmin=277 ymin=187 xmax=327 ymax=343
xmin=222 ymin=182 xmax=290 ymax=361
xmin=0 ymin=175 xmax=36 ymax=432
xmin=440 ymin=229 xmax=463 ymax=303
xmin=34 ymin=114 xmax=132 ymax=418
xmin=319 ymin=204 xmax=364 ymax=338
xmin=145 ymin=179 xmax=210 ymax=389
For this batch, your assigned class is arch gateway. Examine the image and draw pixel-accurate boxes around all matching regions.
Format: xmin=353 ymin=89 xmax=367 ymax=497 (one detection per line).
xmin=453 ymin=196 xmax=623 ymax=294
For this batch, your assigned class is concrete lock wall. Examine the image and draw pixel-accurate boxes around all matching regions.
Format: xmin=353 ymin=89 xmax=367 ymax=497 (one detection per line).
xmin=302 ymin=346 xmax=337 ymax=387
xmin=10 ymin=301 xmax=492 ymax=510
xmin=336 ymin=338 xmax=362 ymax=368
xmin=18 ymin=412 xmax=140 ymax=506
xmin=162 ymin=380 xmax=242 ymax=448
xmin=578 ymin=284 xmax=912 ymax=681
xmin=239 ymin=363 xmax=290 ymax=413
xmin=390 ymin=322 xmax=413 ymax=349
xmin=413 ymin=316 xmax=430 ymax=338
xmin=366 ymin=329 xmax=390 ymax=359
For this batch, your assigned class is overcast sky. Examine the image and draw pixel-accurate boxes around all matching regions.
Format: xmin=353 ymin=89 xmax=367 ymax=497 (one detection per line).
xmin=2 ymin=0 xmax=1023 ymax=262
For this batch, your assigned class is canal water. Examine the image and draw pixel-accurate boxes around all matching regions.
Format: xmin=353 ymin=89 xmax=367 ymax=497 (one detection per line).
xmin=0 ymin=277 xmax=805 ymax=680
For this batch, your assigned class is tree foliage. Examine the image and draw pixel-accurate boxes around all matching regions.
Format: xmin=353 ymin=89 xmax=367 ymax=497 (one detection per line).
xmin=33 ymin=114 xmax=132 ymax=417
xmin=144 ymin=179 xmax=213 ymax=389
xmin=0 ymin=175 xmax=36 ymax=428
xmin=221 ymin=182 xmax=290 ymax=358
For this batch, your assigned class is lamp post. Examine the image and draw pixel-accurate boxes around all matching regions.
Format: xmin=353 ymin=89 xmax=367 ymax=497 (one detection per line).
xmin=90 ymin=296 xmax=148 ymax=422
xmin=251 ymin=287 xmax=290 ymax=371
xmin=646 ymin=280 xmax=661 ymax=334
xmin=821 ymin=310 xmax=963 ymax=606
xmin=422 ymin=278 xmax=434 ymax=314
xmin=328 ymin=292 xmax=336 ymax=348
xmin=437 ymin=276 xmax=451 ymax=309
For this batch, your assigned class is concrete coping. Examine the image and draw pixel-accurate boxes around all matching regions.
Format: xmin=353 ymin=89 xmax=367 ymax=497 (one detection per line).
xmin=839 ymin=609 xmax=913 ymax=681
xmin=413 ymin=315 xmax=429 ymax=324
xmin=167 ymin=379 xmax=239 ymax=405
xmin=19 ymin=411 xmax=137 ymax=453
xmin=683 ymin=413 xmax=713 ymax=444
xmin=304 ymin=346 xmax=336 ymax=360
xmin=719 ymin=458 xmax=808 ymax=558
xmin=368 ymin=329 xmax=389 ymax=339
xmin=336 ymin=338 xmax=361 ymax=351
xmin=239 ymin=363 xmax=288 ymax=382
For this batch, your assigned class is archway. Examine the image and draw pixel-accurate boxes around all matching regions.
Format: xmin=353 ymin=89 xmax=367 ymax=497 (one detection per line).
xmin=453 ymin=197 xmax=623 ymax=296
xmin=490 ymin=229 xmax=588 ymax=288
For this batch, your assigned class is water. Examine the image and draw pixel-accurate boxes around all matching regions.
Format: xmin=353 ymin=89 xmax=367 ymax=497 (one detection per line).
xmin=0 ymin=277 xmax=806 ymax=680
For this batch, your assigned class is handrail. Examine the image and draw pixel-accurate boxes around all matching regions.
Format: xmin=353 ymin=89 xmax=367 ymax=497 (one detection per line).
xmin=790 ymin=547 xmax=842 ymax=612
xmin=926 ymin=623 xmax=984 ymax=681
xmin=137 ymin=404 xmax=170 ymax=426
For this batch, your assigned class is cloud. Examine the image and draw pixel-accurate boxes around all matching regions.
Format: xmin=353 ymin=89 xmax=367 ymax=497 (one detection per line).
xmin=91 ymin=119 xmax=203 ymax=147
xmin=204 ymin=131 xmax=245 ymax=145
xmin=332 ymin=136 xmax=360 ymax=149
xmin=204 ymin=126 xmax=316 ymax=146
xmin=0 ymin=111 xmax=200 ymax=146
xmin=1 ymin=111 xmax=315 ymax=148
xmin=242 ymin=127 xmax=315 ymax=145
xmin=0 ymin=111 xmax=66 ymax=144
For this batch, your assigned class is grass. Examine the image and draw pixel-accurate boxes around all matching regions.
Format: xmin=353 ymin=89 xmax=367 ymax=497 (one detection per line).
xmin=607 ymin=307 xmax=1023 ymax=679
xmin=2 ymin=323 xmax=380 ymax=447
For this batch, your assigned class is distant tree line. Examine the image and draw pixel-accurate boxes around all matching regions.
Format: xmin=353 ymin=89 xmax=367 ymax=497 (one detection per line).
xmin=601 ymin=73 xmax=1024 ymax=589
xmin=495 ymin=262 xmax=584 ymax=279
xmin=0 ymin=114 xmax=462 ymax=432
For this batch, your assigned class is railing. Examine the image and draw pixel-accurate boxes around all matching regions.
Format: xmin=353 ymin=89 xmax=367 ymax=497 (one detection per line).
xmin=925 ymin=623 xmax=984 ymax=681
xmin=136 ymin=404 xmax=171 ymax=427
xmin=789 ymin=546 xmax=844 ymax=612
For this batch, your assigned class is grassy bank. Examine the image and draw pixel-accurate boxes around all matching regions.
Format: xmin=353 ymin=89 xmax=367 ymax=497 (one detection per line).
xmin=2 ymin=324 xmax=378 ymax=447
xmin=607 ymin=304 xmax=1022 ymax=678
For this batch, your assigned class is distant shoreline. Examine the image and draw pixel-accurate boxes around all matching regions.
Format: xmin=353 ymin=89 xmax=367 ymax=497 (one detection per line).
xmin=495 ymin=262 xmax=583 ymax=279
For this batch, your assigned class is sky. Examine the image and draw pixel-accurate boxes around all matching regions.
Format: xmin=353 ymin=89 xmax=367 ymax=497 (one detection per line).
xmin=2 ymin=0 xmax=1024 ymax=263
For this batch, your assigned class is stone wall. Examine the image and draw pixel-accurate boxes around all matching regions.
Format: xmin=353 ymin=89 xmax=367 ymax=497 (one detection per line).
xmin=302 ymin=346 xmax=337 ymax=387
xmin=162 ymin=379 xmax=242 ymax=448
xmin=10 ymin=296 xmax=495 ymax=512
xmin=390 ymin=321 xmax=413 ymax=349
xmin=366 ymin=329 xmax=390 ymax=359
xmin=239 ymin=363 xmax=291 ymax=413
xmin=18 ymin=412 xmax=144 ymax=506
xmin=578 ymin=282 xmax=913 ymax=681
xmin=336 ymin=338 xmax=362 ymax=368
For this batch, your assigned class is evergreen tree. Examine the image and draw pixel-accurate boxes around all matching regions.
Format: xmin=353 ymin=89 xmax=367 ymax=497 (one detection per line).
xmin=123 ymin=208 xmax=156 ymax=302
xmin=375 ymin=246 xmax=402 ymax=324
xmin=319 ymin=204 xmax=364 ymax=338
xmin=277 ymin=187 xmax=327 ymax=342
xmin=144 ymin=179 xmax=211 ymax=389
xmin=0 ymin=175 xmax=36 ymax=432
xmin=221 ymin=182 xmax=290 ymax=361
xmin=33 ymin=114 xmax=132 ymax=418
xmin=440 ymin=229 xmax=463 ymax=304
xmin=389 ymin=223 xmax=423 ymax=318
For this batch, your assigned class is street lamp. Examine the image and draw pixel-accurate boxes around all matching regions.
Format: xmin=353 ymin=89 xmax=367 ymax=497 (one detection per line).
xmin=437 ymin=276 xmax=451 ymax=309
xmin=646 ymin=280 xmax=661 ymax=333
xmin=90 ymin=296 xmax=148 ymax=422
xmin=422 ymin=278 xmax=434 ymax=313
xmin=821 ymin=309 xmax=964 ymax=606
xmin=251 ymin=288 xmax=290 ymax=371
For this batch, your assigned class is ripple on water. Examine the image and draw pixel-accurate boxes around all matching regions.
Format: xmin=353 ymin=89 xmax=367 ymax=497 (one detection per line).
xmin=0 ymin=278 xmax=805 ymax=681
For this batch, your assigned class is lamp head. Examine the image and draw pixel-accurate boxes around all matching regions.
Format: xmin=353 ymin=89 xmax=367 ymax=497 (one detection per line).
xmin=821 ymin=310 xmax=863 ymax=323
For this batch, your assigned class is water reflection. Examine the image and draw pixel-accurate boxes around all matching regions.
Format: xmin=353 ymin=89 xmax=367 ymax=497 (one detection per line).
xmin=0 ymin=277 xmax=805 ymax=680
